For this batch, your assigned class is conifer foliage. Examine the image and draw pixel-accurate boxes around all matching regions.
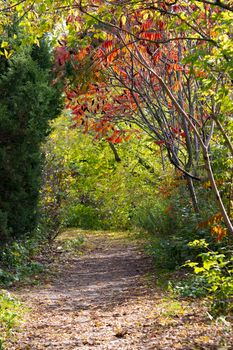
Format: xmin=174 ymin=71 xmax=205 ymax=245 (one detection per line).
xmin=0 ymin=39 xmax=62 ymax=243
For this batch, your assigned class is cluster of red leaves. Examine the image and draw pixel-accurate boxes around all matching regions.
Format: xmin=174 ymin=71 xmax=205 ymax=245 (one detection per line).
xmin=198 ymin=212 xmax=227 ymax=241
xmin=65 ymin=80 xmax=139 ymax=142
xmin=53 ymin=2 xmax=220 ymax=151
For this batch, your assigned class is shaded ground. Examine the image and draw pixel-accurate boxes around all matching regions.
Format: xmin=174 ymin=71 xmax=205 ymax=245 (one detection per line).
xmin=8 ymin=230 xmax=233 ymax=349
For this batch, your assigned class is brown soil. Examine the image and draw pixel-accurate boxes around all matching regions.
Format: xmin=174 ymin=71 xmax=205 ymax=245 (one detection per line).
xmin=7 ymin=230 xmax=233 ymax=350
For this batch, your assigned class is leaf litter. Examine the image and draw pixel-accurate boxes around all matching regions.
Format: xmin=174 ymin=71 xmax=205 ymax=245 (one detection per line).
xmin=7 ymin=230 xmax=233 ymax=349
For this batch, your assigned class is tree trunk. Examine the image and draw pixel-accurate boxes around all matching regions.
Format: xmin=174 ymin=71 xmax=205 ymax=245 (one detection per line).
xmin=186 ymin=176 xmax=199 ymax=213
xmin=108 ymin=142 xmax=121 ymax=162
xmin=203 ymin=147 xmax=233 ymax=234
xmin=214 ymin=118 xmax=233 ymax=156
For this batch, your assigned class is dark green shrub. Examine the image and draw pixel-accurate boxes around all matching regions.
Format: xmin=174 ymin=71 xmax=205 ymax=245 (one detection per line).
xmin=145 ymin=235 xmax=195 ymax=270
xmin=0 ymin=36 xmax=62 ymax=243
xmin=172 ymin=275 xmax=209 ymax=298
xmin=0 ymin=210 xmax=9 ymax=243
xmin=0 ymin=236 xmax=45 ymax=286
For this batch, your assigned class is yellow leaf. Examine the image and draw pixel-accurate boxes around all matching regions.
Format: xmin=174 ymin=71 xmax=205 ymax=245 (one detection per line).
xmin=1 ymin=41 xmax=8 ymax=48
xmin=196 ymin=335 xmax=210 ymax=342
xmin=120 ymin=15 xmax=127 ymax=26
xmin=4 ymin=49 xmax=14 ymax=59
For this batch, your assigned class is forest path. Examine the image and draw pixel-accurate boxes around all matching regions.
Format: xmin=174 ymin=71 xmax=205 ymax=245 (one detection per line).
xmin=8 ymin=230 xmax=232 ymax=350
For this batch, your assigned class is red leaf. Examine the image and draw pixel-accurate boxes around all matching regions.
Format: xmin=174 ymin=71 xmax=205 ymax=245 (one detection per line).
xmin=66 ymin=91 xmax=77 ymax=100
xmin=155 ymin=140 xmax=165 ymax=145
xmin=153 ymin=50 xmax=162 ymax=63
xmin=107 ymin=49 xmax=118 ymax=63
xmin=113 ymin=136 xmax=123 ymax=143
xmin=172 ymin=127 xmax=179 ymax=134
xmin=141 ymin=18 xmax=153 ymax=31
xmin=141 ymin=32 xmax=162 ymax=41
xmin=157 ymin=20 xmax=165 ymax=30
xmin=102 ymin=40 xmax=113 ymax=52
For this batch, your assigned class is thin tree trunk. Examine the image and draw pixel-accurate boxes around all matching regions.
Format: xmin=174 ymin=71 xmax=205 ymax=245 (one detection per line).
xmin=228 ymin=172 xmax=233 ymax=216
xmin=119 ymin=39 xmax=232 ymax=233
xmin=108 ymin=142 xmax=121 ymax=162
xmin=203 ymin=147 xmax=233 ymax=234
xmin=214 ymin=118 xmax=233 ymax=156
xmin=186 ymin=176 xmax=199 ymax=213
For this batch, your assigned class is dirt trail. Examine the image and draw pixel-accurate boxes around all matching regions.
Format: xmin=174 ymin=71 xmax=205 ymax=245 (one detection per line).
xmin=8 ymin=231 xmax=232 ymax=350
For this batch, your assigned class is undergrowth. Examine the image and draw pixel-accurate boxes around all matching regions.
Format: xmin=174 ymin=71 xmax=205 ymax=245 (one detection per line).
xmin=62 ymin=235 xmax=85 ymax=252
xmin=135 ymin=181 xmax=233 ymax=317
xmin=0 ymin=290 xmax=24 ymax=348
xmin=0 ymin=235 xmax=45 ymax=287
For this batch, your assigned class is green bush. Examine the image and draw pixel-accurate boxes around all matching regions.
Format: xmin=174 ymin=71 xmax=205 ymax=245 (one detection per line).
xmin=0 ymin=211 xmax=9 ymax=243
xmin=134 ymin=180 xmax=219 ymax=270
xmin=172 ymin=275 xmax=209 ymax=298
xmin=134 ymin=201 xmax=201 ymax=269
xmin=185 ymin=239 xmax=233 ymax=316
xmin=0 ymin=238 xmax=44 ymax=286
xmin=0 ymin=290 xmax=24 ymax=347
xmin=132 ymin=199 xmax=174 ymax=236
xmin=62 ymin=203 xmax=102 ymax=230
xmin=145 ymin=235 xmax=195 ymax=270
xmin=0 ymin=34 xmax=62 ymax=243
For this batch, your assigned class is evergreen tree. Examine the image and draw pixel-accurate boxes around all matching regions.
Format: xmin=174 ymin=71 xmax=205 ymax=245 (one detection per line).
xmin=0 ymin=39 xmax=62 ymax=243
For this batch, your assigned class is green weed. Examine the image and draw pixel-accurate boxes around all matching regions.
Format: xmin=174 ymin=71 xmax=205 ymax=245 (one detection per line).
xmin=0 ymin=290 xmax=24 ymax=348
xmin=0 ymin=239 xmax=45 ymax=286
xmin=180 ymin=239 xmax=233 ymax=316
xmin=63 ymin=235 xmax=85 ymax=251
